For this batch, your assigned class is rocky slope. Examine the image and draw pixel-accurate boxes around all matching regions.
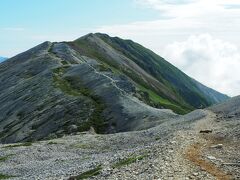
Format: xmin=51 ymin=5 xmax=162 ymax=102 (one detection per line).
xmin=0 ymin=33 xmax=228 ymax=143
xmin=0 ymin=97 xmax=239 ymax=180
xmin=209 ymin=95 xmax=240 ymax=116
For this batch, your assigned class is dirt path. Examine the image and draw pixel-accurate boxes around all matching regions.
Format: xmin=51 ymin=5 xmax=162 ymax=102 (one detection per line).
xmin=184 ymin=110 xmax=232 ymax=180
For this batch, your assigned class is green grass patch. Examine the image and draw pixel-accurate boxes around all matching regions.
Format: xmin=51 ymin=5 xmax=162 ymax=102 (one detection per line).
xmin=69 ymin=165 xmax=102 ymax=179
xmin=122 ymin=69 xmax=190 ymax=115
xmin=53 ymin=67 xmax=91 ymax=97
xmin=52 ymin=66 xmax=70 ymax=75
xmin=61 ymin=60 xmax=69 ymax=65
xmin=138 ymin=85 xmax=172 ymax=105
xmin=53 ymin=68 xmax=108 ymax=133
xmin=112 ymin=154 xmax=148 ymax=169
xmin=47 ymin=141 xmax=58 ymax=145
xmin=3 ymin=142 xmax=32 ymax=148
xmin=53 ymin=75 xmax=81 ymax=96
xmin=0 ymin=174 xmax=12 ymax=179
xmin=0 ymin=154 xmax=14 ymax=162
xmin=98 ymin=64 xmax=109 ymax=72
xmin=137 ymin=85 xmax=190 ymax=115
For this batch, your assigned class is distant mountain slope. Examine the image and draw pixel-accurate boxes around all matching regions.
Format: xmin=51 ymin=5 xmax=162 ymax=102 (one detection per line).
xmin=192 ymin=78 xmax=229 ymax=104
xmin=0 ymin=33 xmax=229 ymax=143
xmin=69 ymin=33 xmax=229 ymax=113
xmin=0 ymin=56 xmax=7 ymax=63
xmin=209 ymin=95 xmax=240 ymax=116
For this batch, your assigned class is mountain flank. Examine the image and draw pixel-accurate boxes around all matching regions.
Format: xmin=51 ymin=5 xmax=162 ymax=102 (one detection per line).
xmin=0 ymin=33 xmax=228 ymax=143
xmin=69 ymin=33 xmax=228 ymax=111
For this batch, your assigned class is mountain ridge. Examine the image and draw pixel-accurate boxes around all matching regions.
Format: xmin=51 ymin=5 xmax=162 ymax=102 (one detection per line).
xmin=69 ymin=33 xmax=228 ymax=110
xmin=0 ymin=33 xmax=229 ymax=143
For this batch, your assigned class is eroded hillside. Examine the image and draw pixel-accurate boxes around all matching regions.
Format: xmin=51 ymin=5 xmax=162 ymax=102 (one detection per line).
xmin=0 ymin=33 xmax=229 ymax=143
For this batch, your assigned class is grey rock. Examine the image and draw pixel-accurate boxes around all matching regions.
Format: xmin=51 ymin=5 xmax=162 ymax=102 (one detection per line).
xmin=210 ymin=144 xmax=223 ymax=149
xmin=207 ymin=156 xmax=216 ymax=160
xmin=67 ymin=125 xmax=78 ymax=134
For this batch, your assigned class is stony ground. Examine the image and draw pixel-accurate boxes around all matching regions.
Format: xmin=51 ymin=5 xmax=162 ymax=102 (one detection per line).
xmin=0 ymin=109 xmax=239 ymax=180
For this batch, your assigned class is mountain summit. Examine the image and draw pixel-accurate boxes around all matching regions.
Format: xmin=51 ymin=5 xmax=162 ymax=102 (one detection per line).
xmin=70 ymin=33 xmax=228 ymax=108
xmin=0 ymin=33 xmax=228 ymax=143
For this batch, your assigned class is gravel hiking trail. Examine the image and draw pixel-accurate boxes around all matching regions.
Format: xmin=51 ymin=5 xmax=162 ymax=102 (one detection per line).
xmin=183 ymin=110 xmax=233 ymax=180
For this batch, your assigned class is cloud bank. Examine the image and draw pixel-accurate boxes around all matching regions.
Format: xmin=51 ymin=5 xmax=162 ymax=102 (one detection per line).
xmin=163 ymin=34 xmax=240 ymax=96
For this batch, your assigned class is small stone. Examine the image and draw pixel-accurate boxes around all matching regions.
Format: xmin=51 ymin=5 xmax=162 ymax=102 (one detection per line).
xmin=193 ymin=172 xmax=198 ymax=176
xmin=89 ymin=126 xmax=96 ymax=134
xmin=210 ymin=144 xmax=223 ymax=149
xmin=67 ymin=124 xmax=78 ymax=133
xmin=207 ymin=155 xmax=216 ymax=160
xmin=199 ymin=129 xmax=212 ymax=133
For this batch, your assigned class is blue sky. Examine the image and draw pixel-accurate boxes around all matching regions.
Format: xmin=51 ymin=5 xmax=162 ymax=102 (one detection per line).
xmin=0 ymin=0 xmax=159 ymax=29
xmin=0 ymin=0 xmax=159 ymax=57
xmin=1 ymin=0 xmax=240 ymax=96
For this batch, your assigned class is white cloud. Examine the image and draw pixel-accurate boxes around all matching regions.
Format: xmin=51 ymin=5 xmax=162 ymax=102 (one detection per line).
xmin=162 ymin=34 xmax=240 ymax=96
xmin=97 ymin=0 xmax=240 ymax=45
xmin=135 ymin=0 xmax=240 ymax=17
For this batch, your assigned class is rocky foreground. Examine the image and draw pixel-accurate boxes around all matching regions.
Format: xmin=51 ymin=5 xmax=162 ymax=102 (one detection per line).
xmin=0 ymin=108 xmax=239 ymax=180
